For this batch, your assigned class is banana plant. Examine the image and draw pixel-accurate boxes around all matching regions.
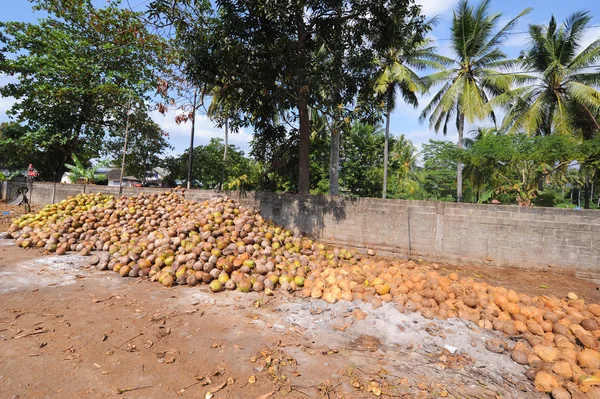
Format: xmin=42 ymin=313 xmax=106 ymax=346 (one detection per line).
xmin=64 ymin=154 xmax=109 ymax=184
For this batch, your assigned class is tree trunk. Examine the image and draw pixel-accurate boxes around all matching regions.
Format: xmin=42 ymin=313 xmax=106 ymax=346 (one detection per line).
xmin=584 ymin=176 xmax=591 ymax=209
xmin=329 ymin=125 xmax=340 ymax=196
xmin=298 ymin=89 xmax=310 ymax=194
xmin=456 ymin=113 xmax=465 ymax=202
xmin=382 ymin=109 xmax=391 ymax=199
xmin=118 ymin=104 xmax=132 ymax=195
xmin=187 ymin=90 xmax=197 ymax=190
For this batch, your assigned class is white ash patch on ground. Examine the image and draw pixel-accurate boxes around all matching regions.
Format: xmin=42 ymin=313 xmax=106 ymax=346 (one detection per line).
xmin=274 ymin=297 xmax=535 ymax=398
xmin=0 ymin=253 xmax=91 ymax=294
xmin=0 ymin=237 xmax=15 ymax=246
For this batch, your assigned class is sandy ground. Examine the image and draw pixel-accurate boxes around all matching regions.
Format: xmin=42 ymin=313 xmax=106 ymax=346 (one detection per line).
xmin=0 ymin=203 xmax=26 ymax=232
xmin=0 ymin=239 xmax=548 ymax=399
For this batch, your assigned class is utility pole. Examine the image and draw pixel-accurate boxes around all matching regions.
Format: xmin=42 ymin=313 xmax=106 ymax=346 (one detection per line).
xmin=119 ymin=97 xmax=132 ymax=196
xmin=220 ymin=118 xmax=228 ymax=191
xmin=187 ymin=90 xmax=198 ymax=190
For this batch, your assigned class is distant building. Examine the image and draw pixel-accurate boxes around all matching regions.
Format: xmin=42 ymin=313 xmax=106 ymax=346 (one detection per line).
xmin=60 ymin=168 xmax=109 ymax=184
xmin=106 ymin=168 xmax=167 ymax=187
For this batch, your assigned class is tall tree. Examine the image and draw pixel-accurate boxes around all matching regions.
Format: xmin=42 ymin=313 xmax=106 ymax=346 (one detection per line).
xmin=387 ymin=134 xmax=422 ymax=198
xmin=0 ymin=0 xmax=168 ymax=181
xmin=104 ymin=112 xmax=173 ymax=182
xmin=166 ymin=138 xmax=257 ymax=189
xmin=421 ymin=140 xmax=460 ymax=201
xmin=340 ymin=122 xmax=387 ymax=197
xmin=374 ymin=21 xmax=449 ymax=198
xmin=500 ymin=11 xmax=600 ymax=137
xmin=149 ymin=0 xmax=426 ymax=194
xmin=497 ymin=11 xmax=600 ymax=208
xmin=420 ymin=0 xmax=531 ymax=202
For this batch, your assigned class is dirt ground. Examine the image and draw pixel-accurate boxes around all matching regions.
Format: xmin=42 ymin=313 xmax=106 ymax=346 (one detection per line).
xmin=0 ymin=240 xmax=553 ymax=399
xmin=2 ymin=204 xmax=600 ymax=398
xmin=0 ymin=203 xmax=34 ymax=232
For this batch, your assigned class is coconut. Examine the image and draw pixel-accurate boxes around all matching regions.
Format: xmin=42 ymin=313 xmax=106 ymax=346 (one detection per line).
xmin=209 ymin=280 xmax=222 ymax=292
xmin=551 ymin=387 xmax=572 ymax=399
xmin=533 ymin=345 xmax=559 ymax=363
xmin=225 ymin=279 xmax=236 ymax=290
xmin=119 ymin=265 xmax=131 ymax=277
xmin=186 ymin=275 xmax=198 ymax=286
xmin=162 ymin=274 xmax=174 ymax=287
xmin=252 ymin=281 xmax=265 ymax=292
xmin=578 ymin=349 xmax=600 ymax=369
xmin=534 ymin=371 xmax=561 ymax=393
xmin=237 ymin=279 xmax=252 ymax=293
xmin=581 ymin=319 xmax=599 ymax=332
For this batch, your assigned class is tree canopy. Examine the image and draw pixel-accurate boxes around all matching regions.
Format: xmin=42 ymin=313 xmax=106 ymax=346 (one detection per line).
xmin=148 ymin=0 xmax=427 ymax=193
xmin=0 ymin=0 xmax=169 ymax=180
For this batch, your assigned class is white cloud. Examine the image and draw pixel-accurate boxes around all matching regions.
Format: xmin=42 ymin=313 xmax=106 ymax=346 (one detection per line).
xmin=0 ymin=96 xmax=16 ymax=122
xmin=579 ymin=27 xmax=600 ymax=52
xmin=415 ymin=0 xmax=459 ymax=17
xmin=150 ymin=110 xmax=253 ymax=156
xmin=503 ymin=32 xmax=530 ymax=48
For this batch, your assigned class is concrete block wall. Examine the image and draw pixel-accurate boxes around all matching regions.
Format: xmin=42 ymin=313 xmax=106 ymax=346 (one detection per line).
xmin=2 ymin=182 xmax=599 ymax=273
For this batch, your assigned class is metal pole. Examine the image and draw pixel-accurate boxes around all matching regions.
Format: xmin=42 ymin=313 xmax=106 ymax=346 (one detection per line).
xmin=28 ymin=176 xmax=32 ymax=206
xmin=52 ymin=173 xmax=56 ymax=204
xmin=407 ymin=207 xmax=412 ymax=260
xmin=187 ymin=90 xmax=198 ymax=190
xmin=119 ymin=97 xmax=132 ymax=196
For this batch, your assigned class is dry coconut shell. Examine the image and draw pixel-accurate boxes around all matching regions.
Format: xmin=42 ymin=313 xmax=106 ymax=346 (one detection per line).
xmin=544 ymin=311 xmax=560 ymax=323
xmin=534 ymin=371 xmax=561 ymax=393
xmin=533 ymin=345 xmax=559 ymax=363
xmin=514 ymin=342 xmax=530 ymax=353
xmin=527 ymin=321 xmax=545 ymax=336
xmin=589 ymin=304 xmax=600 ymax=318
xmin=582 ymin=319 xmax=600 ymax=332
xmin=511 ymin=349 xmax=529 ymax=365
xmin=588 ymin=387 xmax=600 ymax=399
xmin=578 ymin=349 xmax=600 ymax=369
xmin=558 ymin=347 xmax=578 ymax=365
xmin=514 ymin=320 xmax=528 ymax=333
xmin=551 ymin=387 xmax=572 ymax=399
xmin=507 ymin=289 xmax=519 ymax=303
xmin=528 ymin=354 xmax=543 ymax=368
xmin=552 ymin=361 xmax=574 ymax=379
xmin=556 ymin=335 xmax=576 ymax=349
xmin=575 ymin=330 xmax=598 ymax=349
xmin=554 ymin=323 xmax=571 ymax=336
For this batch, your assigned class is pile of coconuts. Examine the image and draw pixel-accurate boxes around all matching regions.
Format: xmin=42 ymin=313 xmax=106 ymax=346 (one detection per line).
xmin=338 ymin=261 xmax=600 ymax=398
xmin=5 ymin=191 xmax=359 ymax=296
xmin=4 ymin=191 xmax=600 ymax=398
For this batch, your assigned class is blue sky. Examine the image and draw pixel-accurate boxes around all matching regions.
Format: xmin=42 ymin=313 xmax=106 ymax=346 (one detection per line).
xmin=1 ymin=0 xmax=600 ymax=157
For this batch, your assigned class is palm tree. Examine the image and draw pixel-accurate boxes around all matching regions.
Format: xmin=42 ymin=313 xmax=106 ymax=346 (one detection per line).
xmin=497 ymin=12 xmax=600 ymax=208
xmin=499 ymin=11 xmax=600 ymax=138
xmin=375 ymin=23 xmax=450 ymax=199
xmin=419 ymin=0 xmax=531 ymax=202
xmin=389 ymin=134 xmax=422 ymax=197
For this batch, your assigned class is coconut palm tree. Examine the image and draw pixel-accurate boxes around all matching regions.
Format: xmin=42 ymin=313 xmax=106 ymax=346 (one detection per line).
xmin=499 ymin=11 xmax=600 ymax=138
xmin=419 ymin=0 xmax=531 ymax=202
xmin=389 ymin=134 xmax=422 ymax=197
xmin=375 ymin=23 xmax=450 ymax=199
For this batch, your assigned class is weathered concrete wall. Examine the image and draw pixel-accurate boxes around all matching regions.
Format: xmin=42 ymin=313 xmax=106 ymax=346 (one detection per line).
xmin=3 ymin=182 xmax=599 ymax=273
